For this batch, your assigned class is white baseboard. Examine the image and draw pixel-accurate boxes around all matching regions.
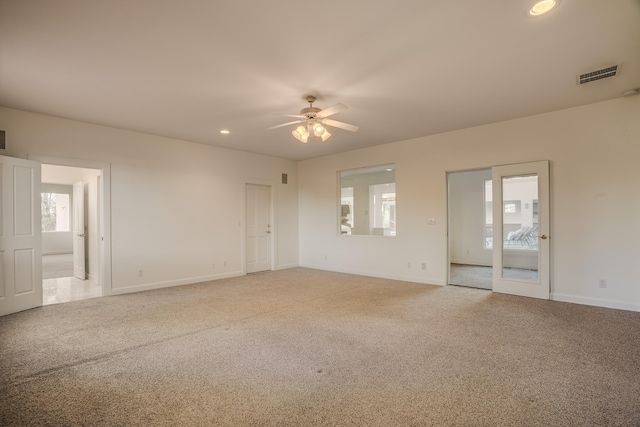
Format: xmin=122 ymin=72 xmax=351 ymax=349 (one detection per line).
xmin=450 ymin=259 xmax=492 ymax=267
xmin=42 ymin=251 xmax=73 ymax=256
xmin=299 ymin=263 xmax=445 ymax=286
xmin=551 ymin=293 xmax=640 ymax=312
xmin=275 ymin=263 xmax=299 ymax=271
xmin=111 ymin=271 xmax=245 ymax=296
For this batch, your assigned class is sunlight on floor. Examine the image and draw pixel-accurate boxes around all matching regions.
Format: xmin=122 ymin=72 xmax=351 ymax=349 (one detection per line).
xmin=43 ymin=276 xmax=102 ymax=305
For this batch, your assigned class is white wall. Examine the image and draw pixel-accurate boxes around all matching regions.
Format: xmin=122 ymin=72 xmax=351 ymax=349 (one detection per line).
xmin=42 ymin=164 xmax=85 ymax=185
xmin=0 ymin=107 xmax=299 ymax=294
xmin=299 ymin=96 xmax=640 ymax=312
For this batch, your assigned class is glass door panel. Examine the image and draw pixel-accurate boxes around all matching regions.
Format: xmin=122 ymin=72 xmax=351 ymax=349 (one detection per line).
xmin=501 ymin=175 xmax=539 ymax=281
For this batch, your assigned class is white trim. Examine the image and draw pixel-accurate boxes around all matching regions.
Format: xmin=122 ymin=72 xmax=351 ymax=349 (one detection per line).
xmin=42 ymin=250 xmax=73 ymax=256
xmin=275 ymin=263 xmax=299 ymax=270
xmin=28 ymin=154 xmax=113 ymax=296
xmin=111 ymin=271 xmax=244 ymax=295
xmin=551 ymin=293 xmax=640 ymax=313
xmin=449 ymin=259 xmax=492 ymax=267
xmin=299 ymin=263 xmax=445 ymax=286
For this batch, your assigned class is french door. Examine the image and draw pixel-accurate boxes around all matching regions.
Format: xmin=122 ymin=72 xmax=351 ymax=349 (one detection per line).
xmin=492 ymin=161 xmax=550 ymax=299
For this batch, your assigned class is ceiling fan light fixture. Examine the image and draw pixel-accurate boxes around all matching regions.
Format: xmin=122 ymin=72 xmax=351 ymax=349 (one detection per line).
xmin=292 ymin=126 xmax=309 ymax=143
xmin=270 ymin=95 xmax=358 ymax=143
xmin=529 ymin=0 xmax=557 ymax=16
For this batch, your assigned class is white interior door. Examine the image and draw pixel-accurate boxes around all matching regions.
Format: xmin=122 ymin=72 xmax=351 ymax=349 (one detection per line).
xmin=246 ymin=184 xmax=271 ymax=273
xmin=0 ymin=155 xmax=42 ymax=316
xmin=72 ymin=181 xmax=86 ymax=280
xmin=492 ymin=161 xmax=550 ymax=299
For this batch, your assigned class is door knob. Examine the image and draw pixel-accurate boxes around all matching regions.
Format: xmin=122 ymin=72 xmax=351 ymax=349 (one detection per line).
xmin=266 ymin=231 xmax=271 ymax=234
xmin=539 ymin=235 xmax=547 ymax=240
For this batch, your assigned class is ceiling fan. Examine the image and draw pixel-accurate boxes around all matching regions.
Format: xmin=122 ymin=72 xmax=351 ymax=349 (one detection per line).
xmin=268 ymin=95 xmax=359 ymax=143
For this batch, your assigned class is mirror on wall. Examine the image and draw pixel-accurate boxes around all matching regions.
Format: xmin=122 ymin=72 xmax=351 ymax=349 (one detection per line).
xmin=339 ymin=164 xmax=396 ymax=236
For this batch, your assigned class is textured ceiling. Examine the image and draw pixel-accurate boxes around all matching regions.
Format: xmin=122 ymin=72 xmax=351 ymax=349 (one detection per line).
xmin=1 ymin=0 xmax=639 ymax=160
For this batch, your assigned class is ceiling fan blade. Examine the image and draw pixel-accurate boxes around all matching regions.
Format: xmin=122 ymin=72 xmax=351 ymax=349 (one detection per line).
xmin=322 ymin=118 xmax=359 ymax=132
xmin=317 ymin=103 xmax=348 ymax=118
xmin=267 ymin=120 xmax=304 ymax=130
xmin=275 ymin=114 xmax=305 ymax=119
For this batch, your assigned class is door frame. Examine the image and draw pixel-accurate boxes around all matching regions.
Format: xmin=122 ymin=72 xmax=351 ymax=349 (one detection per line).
xmin=241 ymin=179 xmax=275 ymax=274
xmin=445 ymin=161 xmax=551 ymax=299
xmin=72 ymin=181 xmax=86 ymax=280
xmin=30 ymin=154 xmax=112 ymax=296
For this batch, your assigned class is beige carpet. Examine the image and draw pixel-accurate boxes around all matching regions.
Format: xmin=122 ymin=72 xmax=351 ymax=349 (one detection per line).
xmin=1 ymin=268 xmax=639 ymax=426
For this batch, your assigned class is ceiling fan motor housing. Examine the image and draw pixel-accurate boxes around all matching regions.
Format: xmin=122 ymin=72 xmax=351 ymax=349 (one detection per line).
xmin=300 ymin=106 xmax=321 ymax=119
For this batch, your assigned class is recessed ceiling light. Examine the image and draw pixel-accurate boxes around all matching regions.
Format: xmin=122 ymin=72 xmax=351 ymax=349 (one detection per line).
xmin=220 ymin=129 xmax=230 ymax=134
xmin=529 ymin=0 xmax=557 ymax=16
xmin=386 ymin=168 xmax=393 ymax=172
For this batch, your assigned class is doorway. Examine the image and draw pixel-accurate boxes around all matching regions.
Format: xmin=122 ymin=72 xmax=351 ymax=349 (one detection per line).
xmin=245 ymin=183 xmax=272 ymax=273
xmin=447 ymin=168 xmax=493 ymax=290
xmin=41 ymin=164 xmax=102 ymax=305
xmin=0 ymin=155 xmax=111 ymax=316
xmin=447 ymin=161 xmax=550 ymax=299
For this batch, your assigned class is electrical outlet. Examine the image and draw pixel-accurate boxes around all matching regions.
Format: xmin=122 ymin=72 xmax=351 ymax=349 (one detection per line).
xmin=212 ymin=263 xmax=216 ymax=269
xmin=138 ymin=269 xmax=143 ymax=277
xmin=421 ymin=263 xmax=427 ymax=270
xmin=408 ymin=262 xmax=411 ymax=269
xmin=598 ymin=279 xmax=607 ymax=288
xmin=223 ymin=261 xmax=227 ymax=267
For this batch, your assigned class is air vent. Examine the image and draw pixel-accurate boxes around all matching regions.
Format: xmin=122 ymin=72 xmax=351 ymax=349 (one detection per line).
xmin=577 ymin=65 xmax=619 ymax=85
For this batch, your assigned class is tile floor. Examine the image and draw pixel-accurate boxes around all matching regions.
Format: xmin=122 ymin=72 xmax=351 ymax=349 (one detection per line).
xmin=43 ymin=275 xmax=102 ymax=305
xmin=449 ymin=263 xmax=539 ymax=290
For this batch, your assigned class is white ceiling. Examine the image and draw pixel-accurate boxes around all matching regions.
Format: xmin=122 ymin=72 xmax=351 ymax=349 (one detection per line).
xmin=1 ymin=0 xmax=639 ymax=161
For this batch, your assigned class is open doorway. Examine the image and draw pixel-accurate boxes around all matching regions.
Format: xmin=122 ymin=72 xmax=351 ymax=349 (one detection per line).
xmin=41 ymin=164 xmax=102 ymax=305
xmin=447 ymin=169 xmax=493 ymax=290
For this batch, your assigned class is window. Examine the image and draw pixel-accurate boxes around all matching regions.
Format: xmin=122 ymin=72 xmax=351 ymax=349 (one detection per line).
xmin=339 ymin=164 xmax=396 ymax=236
xmin=41 ymin=193 xmax=70 ymax=232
